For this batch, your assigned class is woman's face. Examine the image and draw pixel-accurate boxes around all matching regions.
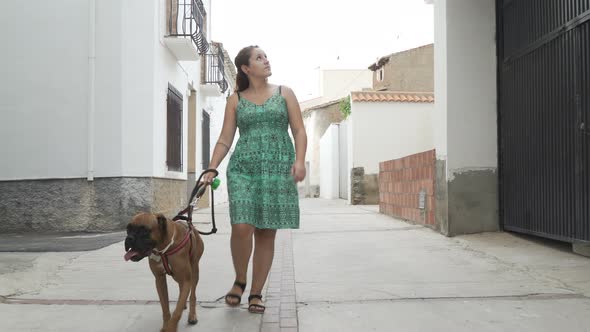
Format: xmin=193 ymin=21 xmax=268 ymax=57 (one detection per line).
xmin=243 ymin=48 xmax=272 ymax=78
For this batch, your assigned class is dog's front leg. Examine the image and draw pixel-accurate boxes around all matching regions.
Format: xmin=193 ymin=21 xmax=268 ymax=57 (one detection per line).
xmin=154 ymin=274 xmax=171 ymax=331
xmin=165 ymin=278 xmax=191 ymax=332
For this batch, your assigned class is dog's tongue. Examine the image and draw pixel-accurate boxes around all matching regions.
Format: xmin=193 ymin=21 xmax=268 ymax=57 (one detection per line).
xmin=124 ymin=250 xmax=140 ymax=261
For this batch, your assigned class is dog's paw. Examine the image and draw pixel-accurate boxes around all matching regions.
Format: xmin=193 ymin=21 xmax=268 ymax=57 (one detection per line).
xmin=188 ymin=318 xmax=198 ymax=325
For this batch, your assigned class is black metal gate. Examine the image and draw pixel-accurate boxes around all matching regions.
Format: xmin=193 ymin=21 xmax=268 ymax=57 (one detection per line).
xmin=498 ymin=0 xmax=590 ymax=243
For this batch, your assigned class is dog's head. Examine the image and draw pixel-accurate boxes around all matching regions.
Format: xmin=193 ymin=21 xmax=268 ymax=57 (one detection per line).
xmin=124 ymin=213 xmax=168 ymax=262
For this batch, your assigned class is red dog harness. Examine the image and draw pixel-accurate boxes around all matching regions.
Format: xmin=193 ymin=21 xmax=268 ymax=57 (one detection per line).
xmin=150 ymin=226 xmax=193 ymax=276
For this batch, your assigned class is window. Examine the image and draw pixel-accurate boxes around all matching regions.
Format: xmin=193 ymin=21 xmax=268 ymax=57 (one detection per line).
xmin=202 ymin=110 xmax=210 ymax=169
xmin=166 ymin=84 xmax=183 ymax=172
xmin=377 ymin=68 xmax=384 ymax=82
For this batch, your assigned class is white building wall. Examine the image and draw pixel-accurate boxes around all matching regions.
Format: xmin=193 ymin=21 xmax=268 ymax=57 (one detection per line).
xmin=433 ymin=0 xmax=448 ymax=161
xmin=351 ymin=102 xmax=434 ymax=174
xmin=445 ymin=0 xmax=497 ymax=175
xmin=319 ymin=124 xmax=340 ymax=199
xmin=0 ymin=0 xmax=91 ymax=180
xmin=0 ymin=0 xmax=206 ymax=181
xmin=95 ymin=0 xmax=125 ymax=177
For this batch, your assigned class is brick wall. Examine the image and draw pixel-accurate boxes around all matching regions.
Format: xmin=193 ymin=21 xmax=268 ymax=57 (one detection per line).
xmin=379 ymin=150 xmax=436 ymax=227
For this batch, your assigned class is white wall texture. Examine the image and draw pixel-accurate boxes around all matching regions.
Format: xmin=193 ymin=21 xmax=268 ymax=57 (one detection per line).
xmin=0 ymin=0 xmax=208 ymax=181
xmin=433 ymin=0 xmax=448 ymax=161
xmin=319 ymin=124 xmax=340 ymax=199
xmin=434 ymin=0 xmax=497 ymax=177
xmin=445 ymin=0 xmax=497 ymax=175
xmin=0 ymin=0 xmax=91 ymax=180
xmin=351 ymin=102 xmax=434 ymax=174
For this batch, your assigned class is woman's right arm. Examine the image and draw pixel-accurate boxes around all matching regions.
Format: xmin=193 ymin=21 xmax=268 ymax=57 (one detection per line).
xmin=203 ymin=93 xmax=238 ymax=182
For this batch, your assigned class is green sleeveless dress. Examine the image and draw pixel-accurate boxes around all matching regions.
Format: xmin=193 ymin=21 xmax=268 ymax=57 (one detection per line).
xmin=226 ymin=86 xmax=300 ymax=229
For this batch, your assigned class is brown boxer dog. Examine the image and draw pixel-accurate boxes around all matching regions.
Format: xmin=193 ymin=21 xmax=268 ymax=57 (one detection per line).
xmin=124 ymin=213 xmax=204 ymax=332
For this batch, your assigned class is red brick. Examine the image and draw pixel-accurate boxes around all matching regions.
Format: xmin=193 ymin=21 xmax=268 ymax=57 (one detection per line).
xmin=427 ymin=211 xmax=435 ymax=225
xmin=426 ymin=181 xmax=434 ymax=196
xmin=429 ymin=149 xmax=435 ymax=160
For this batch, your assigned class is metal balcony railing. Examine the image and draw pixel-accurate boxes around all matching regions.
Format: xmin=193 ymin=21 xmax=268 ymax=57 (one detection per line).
xmin=168 ymin=0 xmax=209 ymax=54
xmin=203 ymin=45 xmax=229 ymax=93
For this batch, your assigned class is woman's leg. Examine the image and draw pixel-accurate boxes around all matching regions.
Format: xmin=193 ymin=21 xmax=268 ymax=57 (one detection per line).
xmin=226 ymin=223 xmax=255 ymax=305
xmin=249 ymin=228 xmax=277 ymax=311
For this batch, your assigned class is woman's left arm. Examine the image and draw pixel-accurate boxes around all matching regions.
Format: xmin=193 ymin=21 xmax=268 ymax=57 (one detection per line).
xmin=283 ymin=86 xmax=308 ymax=182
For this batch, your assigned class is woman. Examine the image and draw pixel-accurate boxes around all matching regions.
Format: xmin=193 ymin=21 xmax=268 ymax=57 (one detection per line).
xmin=202 ymin=45 xmax=307 ymax=314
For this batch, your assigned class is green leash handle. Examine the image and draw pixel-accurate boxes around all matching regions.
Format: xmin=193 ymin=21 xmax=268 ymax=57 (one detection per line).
xmin=211 ymin=178 xmax=221 ymax=190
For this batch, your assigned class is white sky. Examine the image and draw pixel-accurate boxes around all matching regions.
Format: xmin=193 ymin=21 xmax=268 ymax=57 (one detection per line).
xmin=210 ymin=0 xmax=434 ymax=101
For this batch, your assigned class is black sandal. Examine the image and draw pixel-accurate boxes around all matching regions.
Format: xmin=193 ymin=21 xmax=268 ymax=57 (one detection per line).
xmin=247 ymin=294 xmax=266 ymax=314
xmin=224 ymin=281 xmax=246 ymax=307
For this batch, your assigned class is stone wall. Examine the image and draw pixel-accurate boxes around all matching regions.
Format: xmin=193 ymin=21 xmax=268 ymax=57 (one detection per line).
xmin=0 ymin=177 xmax=187 ymax=233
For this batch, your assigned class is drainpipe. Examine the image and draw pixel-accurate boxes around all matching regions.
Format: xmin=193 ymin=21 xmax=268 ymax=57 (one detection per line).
xmin=87 ymin=0 xmax=96 ymax=181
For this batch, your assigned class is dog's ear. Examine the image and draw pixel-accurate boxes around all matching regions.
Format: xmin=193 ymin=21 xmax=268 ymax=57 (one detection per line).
xmin=156 ymin=214 xmax=167 ymax=238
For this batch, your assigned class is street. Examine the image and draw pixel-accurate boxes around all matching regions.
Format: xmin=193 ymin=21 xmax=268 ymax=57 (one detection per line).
xmin=1 ymin=199 xmax=590 ymax=331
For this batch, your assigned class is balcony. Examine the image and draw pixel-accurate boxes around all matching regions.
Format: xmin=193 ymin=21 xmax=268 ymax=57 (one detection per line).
xmin=201 ymin=44 xmax=229 ymax=95
xmin=164 ymin=0 xmax=209 ymax=61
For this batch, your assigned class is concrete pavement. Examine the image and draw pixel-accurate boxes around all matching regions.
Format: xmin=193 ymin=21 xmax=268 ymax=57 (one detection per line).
xmin=1 ymin=198 xmax=590 ymax=331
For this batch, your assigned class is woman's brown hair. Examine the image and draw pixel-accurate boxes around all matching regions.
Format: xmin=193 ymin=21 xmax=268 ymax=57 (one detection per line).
xmin=234 ymin=45 xmax=259 ymax=92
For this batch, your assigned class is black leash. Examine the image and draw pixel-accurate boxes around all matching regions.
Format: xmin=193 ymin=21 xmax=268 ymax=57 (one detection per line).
xmin=172 ymin=169 xmax=218 ymax=235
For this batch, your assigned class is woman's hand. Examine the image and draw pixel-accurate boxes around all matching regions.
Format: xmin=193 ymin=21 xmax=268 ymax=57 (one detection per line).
xmin=201 ymin=169 xmax=217 ymax=185
xmin=291 ymin=161 xmax=306 ymax=182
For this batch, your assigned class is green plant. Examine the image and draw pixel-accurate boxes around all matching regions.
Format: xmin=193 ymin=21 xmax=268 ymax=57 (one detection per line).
xmin=339 ymin=96 xmax=351 ymax=119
